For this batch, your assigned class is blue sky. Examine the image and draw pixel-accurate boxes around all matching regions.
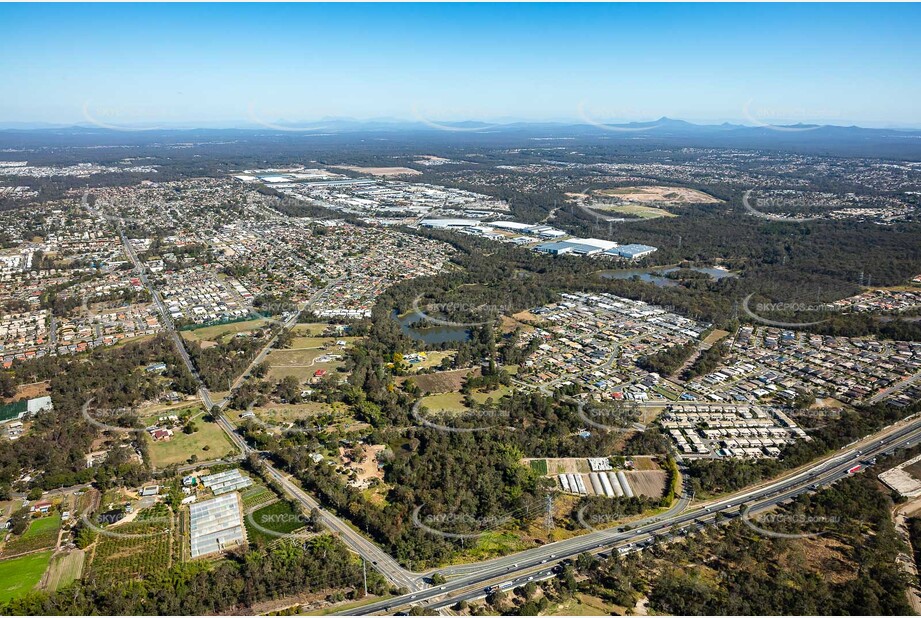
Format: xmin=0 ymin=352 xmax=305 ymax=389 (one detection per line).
xmin=2 ymin=3 xmax=920 ymax=128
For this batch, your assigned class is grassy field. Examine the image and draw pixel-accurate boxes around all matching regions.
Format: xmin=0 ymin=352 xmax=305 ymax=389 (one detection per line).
xmin=181 ymin=318 xmax=270 ymax=343
xmin=288 ymin=335 xmax=360 ymax=349
xmin=408 ymin=351 xmax=454 ymax=371
xmin=702 ymin=328 xmax=731 ymax=345
xmin=242 ymin=401 xmax=344 ymax=423
xmin=418 ymin=385 xmax=512 ymax=415
xmin=0 ymin=550 xmax=52 ymax=603
xmin=265 ymin=346 xmax=346 ymax=381
xmin=548 ymin=592 xmax=620 ymax=616
xmin=1 ymin=514 xmax=60 ymax=557
xmin=291 ymin=323 xmax=329 ymax=336
xmin=42 ymin=550 xmax=85 ymax=592
xmin=467 ymin=531 xmax=531 ymax=562
xmin=245 ymin=500 xmax=307 ymax=545
xmin=418 ymin=392 xmax=469 ymax=413
xmin=408 ymin=368 xmax=478 ymax=394
xmin=529 ymin=459 xmax=548 ymax=475
xmin=303 ymin=595 xmax=394 ymax=616
xmin=469 ymin=385 xmax=512 ymax=405
xmin=146 ymin=419 xmax=235 ymax=467
xmin=591 ymin=203 xmax=677 ymax=219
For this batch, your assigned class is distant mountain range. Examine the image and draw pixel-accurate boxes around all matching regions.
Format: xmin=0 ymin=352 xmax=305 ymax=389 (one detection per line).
xmin=2 ymin=116 xmax=920 ymax=134
xmin=1 ymin=116 xmax=920 ymax=159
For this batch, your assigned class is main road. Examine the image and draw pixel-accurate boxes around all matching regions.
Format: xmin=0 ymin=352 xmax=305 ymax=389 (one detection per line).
xmin=95 ymin=197 xmax=422 ymax=593
xmin=91 ymin=193 xmax=921 ymax=613
xmin=340 ymin=411 xmax=921 ymax=615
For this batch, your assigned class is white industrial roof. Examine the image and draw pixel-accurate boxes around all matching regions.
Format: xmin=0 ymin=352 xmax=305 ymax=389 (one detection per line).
xmin=189 ymin=493 xmax=245 ymax=558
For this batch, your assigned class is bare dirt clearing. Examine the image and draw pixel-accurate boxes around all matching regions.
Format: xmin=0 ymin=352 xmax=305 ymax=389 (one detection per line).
xmin=332 ymin=165 xmax=421 ymax=177
xmin=594 ymin=186 xmax=720 ymax=205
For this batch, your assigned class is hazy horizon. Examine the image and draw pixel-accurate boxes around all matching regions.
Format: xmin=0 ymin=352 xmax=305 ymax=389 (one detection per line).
xmin=2 ymin=3 xmax=920 ymax=131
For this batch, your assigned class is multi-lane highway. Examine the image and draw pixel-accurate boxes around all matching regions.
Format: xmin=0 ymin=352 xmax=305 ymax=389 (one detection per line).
xmin=90 ymin=191 xmax=921 ymax=615
xmin=340 ymin=412 xmax=921 ymax=615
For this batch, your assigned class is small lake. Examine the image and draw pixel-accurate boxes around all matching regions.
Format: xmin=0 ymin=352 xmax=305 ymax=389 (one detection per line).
xmin=600 ymin=265 xmax=738 ymax=288
xmin=392 ymin=310 xmax=472 ymax=344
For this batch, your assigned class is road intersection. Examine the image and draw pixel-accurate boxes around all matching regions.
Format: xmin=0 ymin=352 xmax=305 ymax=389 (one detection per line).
xmin=92 ymin=192 xmax=921 ymax=615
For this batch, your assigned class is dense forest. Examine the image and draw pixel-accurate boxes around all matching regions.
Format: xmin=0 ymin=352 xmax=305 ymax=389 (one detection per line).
xmin=480 ymin=475 xmax=911 ymax=616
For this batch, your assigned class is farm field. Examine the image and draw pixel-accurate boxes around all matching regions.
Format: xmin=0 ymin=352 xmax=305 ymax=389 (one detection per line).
xmin=1 ymin=514 xmax=60 ymax=557
xmin=42 ymin=550 xmax=85 ymax=591
xmin=145 ymin=418 xmax=235 ymax=467
xmin=0 ymin=550 xmax=52 ymax=603
xmin=89 ymin=519 xmax=173 ymax=581
xmin=625 ymin=470 xmax=668 ymax=498
xmin=241 ymin=484 xmax=277 ymax=511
